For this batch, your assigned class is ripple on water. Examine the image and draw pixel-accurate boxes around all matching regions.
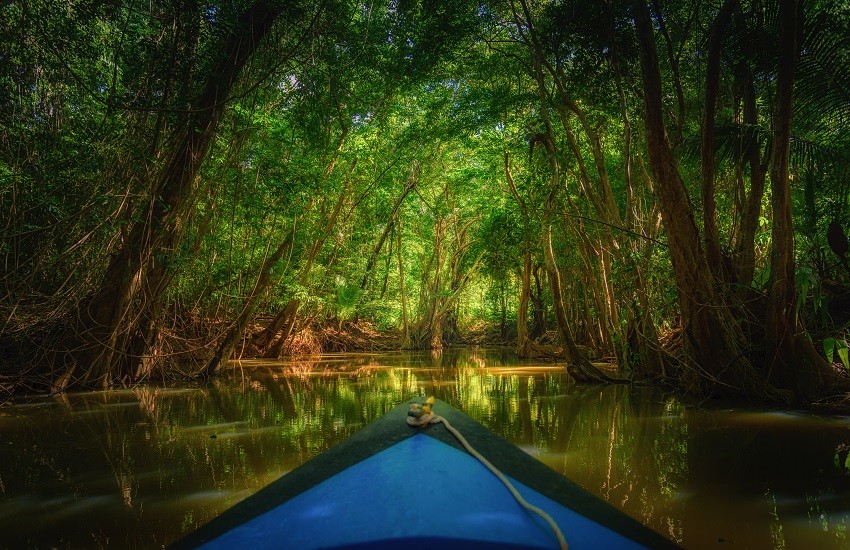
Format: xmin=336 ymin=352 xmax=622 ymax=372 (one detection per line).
xmin=181 ymin=421 xmax=249 ymax=433
xmin=208 ymin=426 xmax=277 ymax=439
xmin=0 ymin=494 xmax=52 ymax=519
xmin=51 ymin=495 xmax=123 ymax=520
xmin=722 ymin=409 xmax=850 ymax=427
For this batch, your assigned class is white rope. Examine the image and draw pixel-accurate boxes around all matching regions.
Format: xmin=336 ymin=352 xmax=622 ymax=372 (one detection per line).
xmin=410 ymin=412 xmax=569 ymax=550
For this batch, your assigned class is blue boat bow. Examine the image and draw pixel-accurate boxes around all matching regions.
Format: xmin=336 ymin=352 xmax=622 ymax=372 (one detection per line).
xmin=173 ymin=399 xmax=678 ymax=549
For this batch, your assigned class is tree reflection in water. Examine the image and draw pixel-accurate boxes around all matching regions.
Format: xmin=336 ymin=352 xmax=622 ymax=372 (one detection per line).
xmin=0 ymin=349 xmax=847 ymax=548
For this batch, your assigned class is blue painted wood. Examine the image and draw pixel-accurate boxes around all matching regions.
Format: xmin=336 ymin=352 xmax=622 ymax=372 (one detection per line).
xmin=199 ymin=434 xmax=644 ymax=549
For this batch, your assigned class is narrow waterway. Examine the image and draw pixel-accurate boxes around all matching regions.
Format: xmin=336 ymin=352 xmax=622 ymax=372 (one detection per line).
xmin=0 ymin=349 xmax=848 ymax=548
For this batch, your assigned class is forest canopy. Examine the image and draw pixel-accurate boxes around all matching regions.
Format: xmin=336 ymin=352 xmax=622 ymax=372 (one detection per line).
xmin=2 ymin=0 xmax=850 ymax=407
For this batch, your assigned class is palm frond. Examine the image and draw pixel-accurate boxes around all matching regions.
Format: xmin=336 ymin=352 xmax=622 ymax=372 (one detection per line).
xmin=793 ymin=5 xmax=850 ymax=137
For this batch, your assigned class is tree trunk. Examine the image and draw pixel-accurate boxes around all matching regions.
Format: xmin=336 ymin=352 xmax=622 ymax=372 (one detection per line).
xmin=544 ymin=46 xmax=623 ymax=358
xmin=203 ymin=228 xmax=295 ymax=377
xmin=262 ymin=299 xmax=302 ymax=359
xmin=524 ymin=50 xmax=625 ymax=381
xmin=499 ymin=282 xmax=508 ymax=340
xmin=504 ymin=152 xmax=536 ymax=355
xmin=543 ymin=199 xmax=623 ymax=383
xmin=763 ymin=0 xmax=841 ymax=398
xmin=397 ymin=225 xmax=411 ymax=349
xmin=614 ymin=60 xmax=666 ymax=379
xmin=632 ymin=0 xmax=767 ymax=398
xmin=255 ymin=186 xmax=348 ymax=356
xmin=600 ymin=240 xmax=618 ymax=342
xmin=411 ymin=215 xmax=480 ymax=350
xmin=630 ymin=251 xmax=667 ymax=379
xmin=50 ymin=1 xmax=282 ymax=392
xmin=764 ymin=0 xmax=799 ymax=387
xmin=516 ymin=248 xmax=533 ymax=355
xmin=430 ymin=316 xmax=444 ymax=350
xmin=359 ymin=168 xmax=418 ymax=292
xmin=530 ymin=264 xmax=546 ymax=341
xmin=732 ymin=67 xmax=768 ymax=286
xmin=701 ymin=0 xmax=738 ymax=285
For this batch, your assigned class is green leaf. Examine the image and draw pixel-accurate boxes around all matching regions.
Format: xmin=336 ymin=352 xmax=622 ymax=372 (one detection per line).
xmin=752 ymin=265 xmax=771 ymax=290
xmin=795 ymin=267 xmax=812 ymax=318
xmin=823 ymin=337 xmax=836 ymax=362
xmin=838 ymin=340 xmax=850 ymax=371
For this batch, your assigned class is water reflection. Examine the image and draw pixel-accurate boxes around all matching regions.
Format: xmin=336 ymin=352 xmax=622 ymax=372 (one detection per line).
xmin=0 ymin=349 xmax=848 ymax=548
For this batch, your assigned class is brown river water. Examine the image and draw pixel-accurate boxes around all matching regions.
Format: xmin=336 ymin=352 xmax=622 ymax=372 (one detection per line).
xmin=0 ymin=349 xmax=848 ymax=549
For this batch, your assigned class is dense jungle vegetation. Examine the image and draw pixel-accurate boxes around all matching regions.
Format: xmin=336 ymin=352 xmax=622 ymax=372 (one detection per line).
xmin=1 ymin=0 xmax=850 ymax=407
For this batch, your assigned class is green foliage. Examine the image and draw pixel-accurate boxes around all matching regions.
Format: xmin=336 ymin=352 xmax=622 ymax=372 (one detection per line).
xmin=823 ymin=337 xmax=850 ymax=371
xmin=335 ymin=281 xmax=361 ymax=323
xmin=3 ymin=0 xmax=850 ymax=391
xmin=478 ymin=208 xmax=523 ymax=277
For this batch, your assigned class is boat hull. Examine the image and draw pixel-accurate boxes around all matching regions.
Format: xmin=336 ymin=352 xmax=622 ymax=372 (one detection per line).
xmin=173 ymin=400 xmax=677 ymax=549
